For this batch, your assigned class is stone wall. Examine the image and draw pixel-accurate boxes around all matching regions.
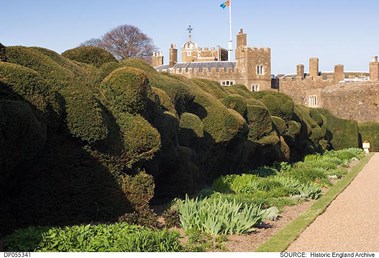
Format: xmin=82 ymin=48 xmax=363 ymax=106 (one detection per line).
xmin=279 ymin=76 xmax=336 ymax=107
xmin=322 ymin=82 xmax=379 ymax=123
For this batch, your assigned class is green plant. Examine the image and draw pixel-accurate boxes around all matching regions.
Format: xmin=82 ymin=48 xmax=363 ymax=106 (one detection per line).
xmin=177 ymin=195 xmax=264 ymax=235
xmin=4 ymin=223 xmax=182 ymax=252
xmin=297 ymin=183 xmax=322 ymax=200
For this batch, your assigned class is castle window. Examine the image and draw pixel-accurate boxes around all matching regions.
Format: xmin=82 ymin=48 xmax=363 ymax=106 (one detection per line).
xmin=309 ymin=95 xmax=318 ymax=107
xmin=220 ymin=80 xmax=235 ymax=86
xmin=256 ymin=65 xmax=265 ymax=75
xmin=187 ymin=51 xmax=192 ymax=56
xmin=251 ymin=84 xmax=260 ymax=92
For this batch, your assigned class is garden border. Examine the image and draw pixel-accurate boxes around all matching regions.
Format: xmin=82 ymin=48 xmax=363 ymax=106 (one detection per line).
xmin=256 ymin=153 xmax=375 ymax=252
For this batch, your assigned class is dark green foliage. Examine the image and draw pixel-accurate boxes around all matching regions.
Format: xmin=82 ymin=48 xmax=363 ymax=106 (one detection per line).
xmin=119 ymin=171 xmax=155 ymax=210
xmin=272 ymin=116 xmax=286 ymax=135
xmin=252 ymin=91 xmax=294 ymax=121
xmin=0 ymin=100 xmax=46 ymax=179
xmin=359 ymin=122 xmax=379 ymax=152
xmin=0 ymin=62 xmax=49 ymax=112
xmin=179 ymin=112 xmax=204 ymax=147
xmin=162 ymin=207 xmax=181 ymax=228
xmin=222 ymin=94 xmax=248 ymax=117
xmin=0 ymin=42 xmax=6 ymax=61
xmin=4 ymin=224 xmax=182 ymax=252
xmin=31 ymin=47 xmax=92 ymax=77
xmin=224 ymin=84 xmax=255 ymax=99
xmin=62 ymin=46 xmax=117 ymax=68
xmin=152 ymin=87 xmax=177 ymax=114
xmin=318 ymin=108 xmax=359 ymax=150
xmin=116 ymin=113 xmax=161 ymax=167
xmin=246 ymin=105 xmax=273 ymax=141
xmin=5 ymin=46 xmax=76 ymax=90
xmin=101 ymin=67 xmax=150 ymax=115
xmin=62 ymin=86 xmax=108 ymax=143
xmin=192 ymin=79 xmax=228 ymax=99
xmin=95 ymin=62 xmax=122 ymax=85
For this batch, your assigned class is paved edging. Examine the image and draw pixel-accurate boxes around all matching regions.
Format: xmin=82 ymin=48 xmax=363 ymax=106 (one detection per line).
xmin=256 ymin=153 xmax=374 ymax=252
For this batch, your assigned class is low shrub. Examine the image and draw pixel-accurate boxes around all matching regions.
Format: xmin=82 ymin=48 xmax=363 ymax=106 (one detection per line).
xmin=119 ymin=171 xmax=155 ymax=211
xmin=4 ymin=223 xmax=182 ymax=252
xmin=62 ymin=46 xmax=117 ymax=67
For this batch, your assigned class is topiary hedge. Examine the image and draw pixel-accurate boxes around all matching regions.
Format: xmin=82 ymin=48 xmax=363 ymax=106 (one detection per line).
xmin=0 ymin=62 xmax=49 ymax=112
xmin=179 ymin=112 xmax=204 ymax=147
xmin=5 ymin=46 xmax=76 ymax=90
xmin=272 ymin=116 xmax=286 ymax=135
xmin=192 ymin=79 xmax=228 ymax=99
xmin=246 ymin=105 xmax=274 ymax=141
xmin=62 ymin=46 xmax=117 ymax=68
xmin=62 ymin=86 xmax=109 ymax=144
xmin=222 ymin=94 xmax=247 ymax=117
xmin=252 ymin=91 xmax=294 ymax=122
xmin=100 ymin=67 xmax=150 ymax=115
xmin=0 ymin=100 xmax=46 ymax=180
xmin=359 ymin=122 xmax=379 ymax=152
xmin=318 ymin=108 xmax=359 ymax=150
xmin=115 ymin=112 xmax=161 ymax=168
xmin=224 ymin=84 xmax=255 ymax=99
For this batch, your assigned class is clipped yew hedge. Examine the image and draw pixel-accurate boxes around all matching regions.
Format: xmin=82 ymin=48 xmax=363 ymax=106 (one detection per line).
xmin=179 ymin=112 xmax=204 ymax=147
xmin=5 ymin=46 xmax=76 ymax=90
xmin=62 ymin=86 xmax=109 ymax=144
xmin=222 ymin=94 xmax=247 ymax=117
xmin=359 ymin=122 xmax=379 ymax=152
xmin=0 ymin=62 xmax=49 ymax=112
xmin=62 ymin=46 xmax=117 ymax=68
xmin=101 ymin=67 xmax=150 ymax=115
xmin=252 ymin=91 xmax=294 ymax=122
xmin=318 ymin=108 xmax=359 ymax=150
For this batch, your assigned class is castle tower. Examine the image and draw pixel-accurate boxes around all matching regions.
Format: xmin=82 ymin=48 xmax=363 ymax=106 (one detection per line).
xmin=334 ymin=64 xmax=345 ymax=82
xmin=309 ymin=58 xmax=319 ymax=79
xmin=152 ymin=51 xmax=164 ymax=67
xmin=237 ymin=29 xmax=247 ymax=48
xmin=370 ymin=56 xmax=379 ymax=81
xmin=297 ymin=64 xmax=304 ymax=79
xmin=235 ymin=29 xmax=272 ymax=91
xmin=169 ymin=44 xmax=178 ymax=68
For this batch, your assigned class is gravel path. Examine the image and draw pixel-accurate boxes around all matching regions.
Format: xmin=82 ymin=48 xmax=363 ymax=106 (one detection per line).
xmin=287 ymin=153 xmax=379 ymax=252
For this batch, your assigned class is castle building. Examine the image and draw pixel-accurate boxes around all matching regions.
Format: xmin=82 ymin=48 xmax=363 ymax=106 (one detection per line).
xmin=153 ymin=29 xmax=379 ymax=122
xmin=154 ymin=28 xmax=272 ymax=92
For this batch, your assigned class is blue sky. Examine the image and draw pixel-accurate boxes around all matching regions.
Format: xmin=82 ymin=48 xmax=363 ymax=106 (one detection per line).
xmin=1 ymin=0 xmax=378 ymax=74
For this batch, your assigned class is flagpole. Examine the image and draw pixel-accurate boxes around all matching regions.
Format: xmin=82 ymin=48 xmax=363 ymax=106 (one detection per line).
xmin=228 ymin=0 xmax=233 ymax=61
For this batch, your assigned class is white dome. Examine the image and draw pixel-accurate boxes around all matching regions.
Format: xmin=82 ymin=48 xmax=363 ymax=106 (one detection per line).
xmin=183 ymin=41 xmax=198 ymax=50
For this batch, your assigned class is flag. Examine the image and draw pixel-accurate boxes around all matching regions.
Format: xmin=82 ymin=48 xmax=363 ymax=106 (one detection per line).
xmin=220 ymin=0 xmax=230 ymax=9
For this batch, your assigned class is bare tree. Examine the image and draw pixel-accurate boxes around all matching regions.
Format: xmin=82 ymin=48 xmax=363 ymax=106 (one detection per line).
xmin=80 ymin=25 xmax=156 ymax=61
